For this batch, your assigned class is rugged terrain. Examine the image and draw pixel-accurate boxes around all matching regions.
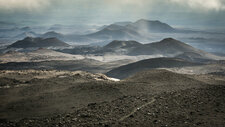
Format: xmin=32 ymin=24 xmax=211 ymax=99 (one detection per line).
xmin=0 ymin=69 xmax=224 ymax=126
xmin=0 ymin=26 xmax=225 ymax=127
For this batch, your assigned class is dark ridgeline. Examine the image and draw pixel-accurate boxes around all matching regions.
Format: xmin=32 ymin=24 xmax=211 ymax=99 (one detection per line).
xmin=8 ymin=37 xmax=70 ymax=48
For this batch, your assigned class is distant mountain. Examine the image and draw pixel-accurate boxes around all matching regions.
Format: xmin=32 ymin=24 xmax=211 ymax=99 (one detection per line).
xmin=16 ymin=19 xmax=176 ymax=44
xmin=8 ymin=37 xmax=70 ymax=48
xmin=106 ymin=57 xmax=202 ymax=79
xmin=129 ymin=38 xmax=201 ymax=56
xmin=86 ymin=24 xmax=143 ymax=40
xmin=102 ymin=38 xmax=225 ymax=62
xmin=85 ymin=19 xmax=175 ymax=41
xmin=39 ymin=31 xmax=93 ymax=43
xmin=97 ymin=22 xmax=133 ymax=31
xmin=41 ymin=31 xmax=64 ymax=39
xmin=126 ymin=19 xmax=176 ymax=33
xmin=59 ymin=38 xmax=219 ymax=59
xmin=99 ymin=38 xmax=202 ymax=56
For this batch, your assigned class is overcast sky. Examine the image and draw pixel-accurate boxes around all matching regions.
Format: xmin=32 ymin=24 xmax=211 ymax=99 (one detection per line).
xmin=0 ymin=0 xmax=225 ymax=28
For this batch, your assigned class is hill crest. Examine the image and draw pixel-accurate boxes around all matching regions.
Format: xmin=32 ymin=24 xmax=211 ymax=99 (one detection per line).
xmin=8 ymin=37 xmax=69 ymax=48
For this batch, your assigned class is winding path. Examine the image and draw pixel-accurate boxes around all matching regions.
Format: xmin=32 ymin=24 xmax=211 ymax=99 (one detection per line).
xmin=118 ymin=98 xmax=156 ymax=122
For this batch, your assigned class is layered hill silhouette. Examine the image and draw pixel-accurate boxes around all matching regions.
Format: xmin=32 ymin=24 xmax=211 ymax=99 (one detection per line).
xmin=86 ymin=24 xmax=143 ymax=40
xmin=129 ymin=38 xmax=201 ymax=56
xmin=100 ymin=19 xmax=176 ymax=34
xmin=105 ymin=38 xmax=225 ymax=79
xmin=8 ymin=37 xmax=70 ymax=48
xmin=40 ymin=31 xmax=64 ymax=39
xmin=100 ymin=38 xmax=200 ymax=55
xmin=56 ymin=37 xmax=224 ymax=62
xmin=101 ymin=38 xmax=223 ymax=60
xmin=86 ymin=19 xmax=175 ymax=41
xmin=35 ymin=19 xmax=177 ymax=43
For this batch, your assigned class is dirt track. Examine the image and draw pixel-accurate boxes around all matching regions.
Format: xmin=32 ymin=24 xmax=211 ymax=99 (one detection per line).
xmin=118 ymin=98 xmax=156 ymax=122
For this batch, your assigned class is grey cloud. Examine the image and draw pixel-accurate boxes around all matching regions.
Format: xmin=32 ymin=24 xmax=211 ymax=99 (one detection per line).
xmin=0 ymin=0 xmax=224 ymax=28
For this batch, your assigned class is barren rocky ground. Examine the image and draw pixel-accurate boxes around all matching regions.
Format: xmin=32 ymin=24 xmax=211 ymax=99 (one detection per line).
xmin=0 ymin=69 xmax=224 ymax=127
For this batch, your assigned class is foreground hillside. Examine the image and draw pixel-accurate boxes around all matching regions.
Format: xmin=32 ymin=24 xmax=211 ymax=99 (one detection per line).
xmin=106 ymin=57 xmax=203 ymax=79
xmin=0 ymin=69 xmax=224 ymax=126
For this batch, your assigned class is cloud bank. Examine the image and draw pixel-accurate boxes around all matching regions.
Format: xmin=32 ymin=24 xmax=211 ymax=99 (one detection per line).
xmin=0 ymin=0 xmax=224 ymax=27
xmin=0 ymin=0 xmax=51 ymax=11
xmin=1 ymin=0 xmax=225 ymax=12
xmin=170 ymin=0 xmax=225 ymax=11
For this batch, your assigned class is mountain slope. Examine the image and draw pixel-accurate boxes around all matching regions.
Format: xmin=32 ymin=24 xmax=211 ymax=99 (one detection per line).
xmin=175 ymin=51 xmax=225 ymax=62
xmin=106 ymin=57 xmax=202 ymax=79
xmin=86 ymin=25 xmax=143 ymax=40
xmin=126 ymin=19 xmax=176 ymax=33
xmin=130 ymin=38 xmax=201 ymax=56
xmin=100 ymin=38 xmax=204 ymax=56
xmin=8 ymin=37 xmax=70 ymax=48
xmin=41 ymin=31 xmax=64 ymax=39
